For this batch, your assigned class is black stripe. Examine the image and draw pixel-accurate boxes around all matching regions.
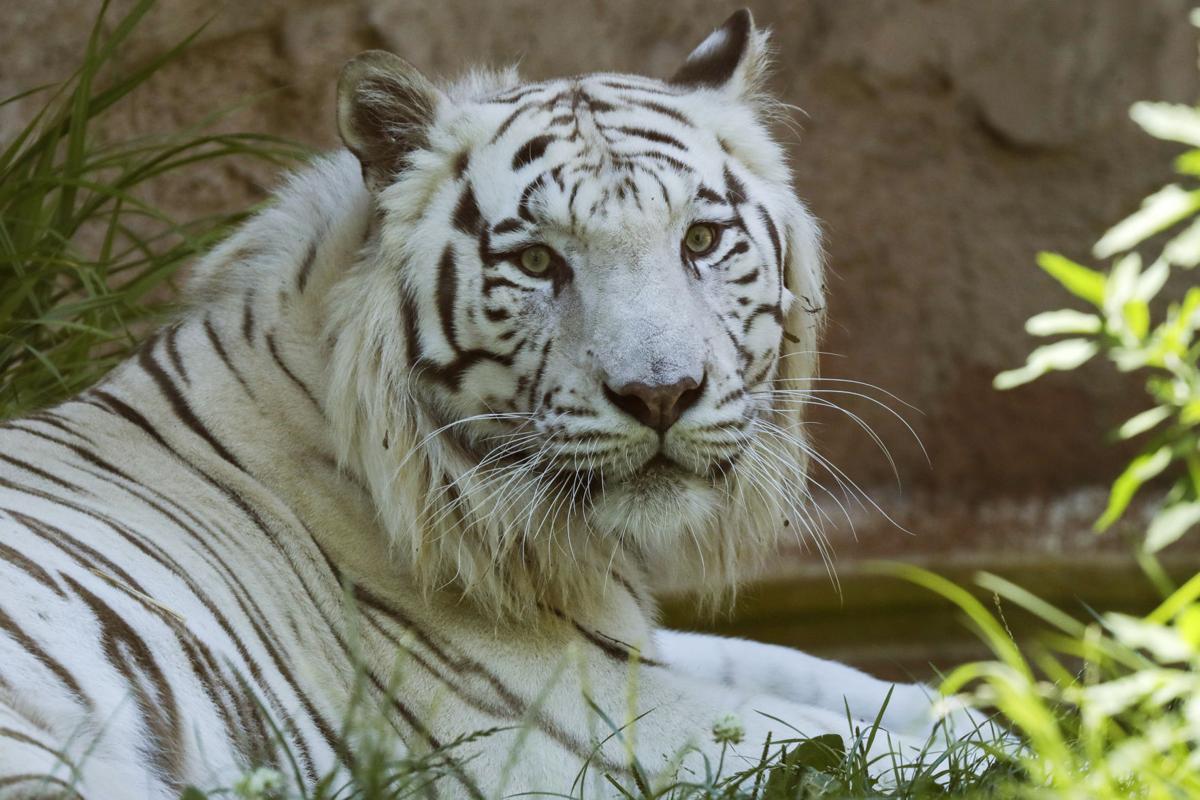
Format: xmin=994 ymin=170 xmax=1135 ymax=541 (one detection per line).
xmin=137 ymin=346 xmax=245 ymax=471
xmin=436 ymin=245 xmax=461 ymax=353
xmin=527 ymin=336 xmax=554 ymax=407
xmin=728 ymin=267 xmax=758 ymax=285
xmin=624 ymin=150 xmax=690 ymax=174
xmin=164 ymin=324 xmax=190 ymax=386
xmin=483 ymin=306 xmax=510 ymax=322
xmin=296 ymin=238 xmax=320 ymax=293
xmin=757 ymin=204 xmax=782 ymax=275
xmin=484 ymin=84 xmax=543 ymax=105
xmin=0 ymin=472 xmax=312 ymax=776
xmin=724 ymin=164 xmax=747 ymax=204
xmin=646 ymin=169 xmax=672 ymax=212
xmin=4 ymin=458 xmax=316 ymax=778
xmin=7 ymin=509 xmax=147 ymax=594
xmin=517 ymin=174 xmax=546 ymax=222
xmin=265 ymin=333 xmax=322 ymax=412
xmin=87 ymin=390 xmax=384 ymax=776
xmin=203 ymin=314 xmax=255 ymax=398
xmin=349 ymin=584 xmax=633 ymax=780
xmin=599 ymin=79 xmax=681 ymax=97
xmin=512 ymin=134 xmax=555 ymax=170
xmin=27 ymin=410 xmax=96 ymax=447
xmin=0 ymin=537 xmax=65 ymax=597
xmin=492 ymin=217 xmax=523 ymax=235
xmin=615 ymin=96 xmax=693 ymax=126
xmin=62 ymin=574 xmax=185 ymax=788
xmin=482 ymin=275 xmax=529 ymax=294
xmin=0 ymin=773 xmax=76 ymax=793
xmin=614 ymin=126 xmax=686 ymax=150
xmin=747 ymin=358 xmax=775 ymax=388
xmin=400 ymin=283 xmax=424 ymax=369
xmin=547 ymin=606 xmax=665 ymax=668
xmin=743 ymin=302 xmax=784 ymax=333
xmin=242 ymin=289 xmax=257 ymax=343
xmin=453 ymin=184 xmax=482 ymax=235
xmin=491 ymin=99 xmax=539 ymax=142
xmin=5 ymin=444 xmax=330 ymax=780
xmin=453 ymin=150 xmax=471 ymax=178
xmin=0 ymin=452 xmax=85 ymax=495
xmin=419 ymin=349 xmax=514 ymax=392
xmin=0 ymin=603 xmax=92 ymax=708
xmin=0 ymin=727 xmax=73 ymax=766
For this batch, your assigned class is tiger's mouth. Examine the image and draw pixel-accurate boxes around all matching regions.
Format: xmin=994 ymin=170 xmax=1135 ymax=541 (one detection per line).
xmin=523 ymin=447 xmax=738 ymax=504
xmin=451 ymin=416 xmax=746 ymax=503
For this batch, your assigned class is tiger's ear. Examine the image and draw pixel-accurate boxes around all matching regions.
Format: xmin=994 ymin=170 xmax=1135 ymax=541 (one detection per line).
xmin=669 ymin=9 xmax=771 ymax=97
xmin=337 ymin=50 xmax=443 ymax=191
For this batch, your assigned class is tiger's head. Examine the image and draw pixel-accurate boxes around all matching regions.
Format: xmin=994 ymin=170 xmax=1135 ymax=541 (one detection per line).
xmin=327 ymin=10 xmax=825 ymax=614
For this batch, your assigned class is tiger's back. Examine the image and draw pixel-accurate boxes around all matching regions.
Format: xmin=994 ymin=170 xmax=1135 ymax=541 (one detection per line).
xmin=0 ymin=390 xmax=351 ymax=795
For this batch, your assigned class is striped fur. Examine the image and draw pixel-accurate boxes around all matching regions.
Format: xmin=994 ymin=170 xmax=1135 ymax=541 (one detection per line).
xmin=0 ymin=11 xmax=979 ymax=799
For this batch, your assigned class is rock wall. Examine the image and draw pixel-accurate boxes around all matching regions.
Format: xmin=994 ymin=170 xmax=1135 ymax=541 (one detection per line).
xmin=4 ymin=0 xmax=1197 ymax=563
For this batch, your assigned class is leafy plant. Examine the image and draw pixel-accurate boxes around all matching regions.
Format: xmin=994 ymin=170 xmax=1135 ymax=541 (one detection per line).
xmin=886 ymin=564 xmax=1200 ymax=800
xmin=994 ymin=44 xmax=1200 ymax=552
xmin=0 ymin=0 xmax=306 ymax=419
xmin=905 ymin=14 xmax=1200 ymax=798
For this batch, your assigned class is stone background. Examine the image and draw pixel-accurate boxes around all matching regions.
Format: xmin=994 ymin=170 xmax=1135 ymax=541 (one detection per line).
xmin=4 ymin=1 xmax=1199 ymax=634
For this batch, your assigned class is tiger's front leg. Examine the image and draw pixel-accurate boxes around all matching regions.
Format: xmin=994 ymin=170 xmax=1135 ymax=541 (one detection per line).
xmin=653 ymin=630 xmax=985 ymax=742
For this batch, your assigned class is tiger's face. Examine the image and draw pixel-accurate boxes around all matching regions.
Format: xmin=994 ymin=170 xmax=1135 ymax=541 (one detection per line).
xmin=333 ymin=10 xmax=824 ymax=604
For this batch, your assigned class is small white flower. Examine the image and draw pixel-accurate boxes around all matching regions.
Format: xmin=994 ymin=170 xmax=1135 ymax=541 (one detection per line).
xmin=234 ymin=766 xmax=284 ymax=799
xmin=712 ymin=712 xmax=745 ymax=745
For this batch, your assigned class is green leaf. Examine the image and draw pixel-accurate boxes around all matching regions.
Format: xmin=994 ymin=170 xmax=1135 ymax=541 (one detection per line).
xmin=762 ymin=735 xmax=845 ymax=800
xmin=1094 ymin=185 xmax=1200 ymax=259
xmin=1097 ymin=446 xmax=1173 ymax=530
xmin=1025 ymin=309 xmax=1102 ymax=337
xmin=1036 ymin=251 xmax=1106 ymax=306
xmin=1176 ymin=605 xmax=1200 ymax=648
xmin=1117 ymin=406 xmax=1172 ymax=440
xmin=1122 ymin=300 xmax=1151 ymax=339
xmin=1175 ymin=149 xmax=1200 ymax=175
xmin=1130 ymin=101 xmax=1200 ymax=147
xmin=179 ymin=788 xmax=208 ymax=800
xmin=0 ymin=1 xmax=307 ymax=420
xmin=1146 ymin=501 xmax=1200 ymax=552
xmin=1183 ymin=401 xmax=1200 ymax=426
xmin=994 ymin=339 xmax=1100 ymax=390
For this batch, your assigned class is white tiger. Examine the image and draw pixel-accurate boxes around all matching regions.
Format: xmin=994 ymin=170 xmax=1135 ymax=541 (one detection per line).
xmin=0 ymin=10 xmax=983 ymax=799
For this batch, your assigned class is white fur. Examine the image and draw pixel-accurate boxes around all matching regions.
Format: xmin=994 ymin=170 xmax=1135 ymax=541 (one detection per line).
xmin=0 ymin=14 xmax=989 ymax=798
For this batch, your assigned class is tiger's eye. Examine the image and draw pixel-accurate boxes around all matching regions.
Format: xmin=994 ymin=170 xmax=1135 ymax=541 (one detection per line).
xmin=684 ymin=223 xmax=717 ymax=255
xmin=520 ymin=245 xmax=553 ymax=275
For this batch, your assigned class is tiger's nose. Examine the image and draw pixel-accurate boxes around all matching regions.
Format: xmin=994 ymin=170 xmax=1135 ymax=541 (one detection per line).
xmin=603 ymin=374 xmax=705 ymax=433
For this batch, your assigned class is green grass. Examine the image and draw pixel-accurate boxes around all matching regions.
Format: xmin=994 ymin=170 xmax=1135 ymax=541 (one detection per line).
xmin=177 ymin=695 xmax=1018 ymax=800
xmin=0 ymin=0 xmax=306 ymax=419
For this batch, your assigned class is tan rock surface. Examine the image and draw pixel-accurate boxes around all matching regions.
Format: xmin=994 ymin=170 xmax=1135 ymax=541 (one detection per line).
xmin=4 ymin=0 xmax=1196 ymax=573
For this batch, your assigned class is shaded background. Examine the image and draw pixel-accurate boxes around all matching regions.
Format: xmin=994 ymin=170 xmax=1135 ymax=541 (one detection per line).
xmin=5 ymin=0 xmax=1198 ymax=676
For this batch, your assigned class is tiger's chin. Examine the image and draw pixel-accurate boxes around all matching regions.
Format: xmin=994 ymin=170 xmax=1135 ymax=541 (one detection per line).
xmin=586 ymin=459 xmax=723 ymax=546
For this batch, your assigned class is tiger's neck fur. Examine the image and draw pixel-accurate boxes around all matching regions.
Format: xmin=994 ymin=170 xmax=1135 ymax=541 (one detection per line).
xmin=103 ymin=152 xmax=658 ymax=626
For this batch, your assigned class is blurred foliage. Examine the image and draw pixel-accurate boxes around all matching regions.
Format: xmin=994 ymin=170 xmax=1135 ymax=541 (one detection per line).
xmin=0 ymin=0 xmax=306 ymax=419
xmin=923 ymin=13 xmax=1200 ymax=797
xmin=995 ymin=81 xmax=1200 ymax=553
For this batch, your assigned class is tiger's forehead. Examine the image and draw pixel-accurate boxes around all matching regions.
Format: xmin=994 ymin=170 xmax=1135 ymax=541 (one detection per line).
xmin=461 ymin=74 xmax=727 ymax=231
